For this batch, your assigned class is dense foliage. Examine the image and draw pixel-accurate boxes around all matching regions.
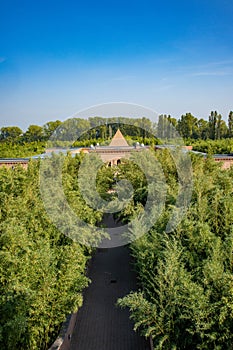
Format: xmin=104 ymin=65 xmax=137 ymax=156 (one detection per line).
xmin=0 ymin=141 xmax=45 ymax=158
xmin=117 ymin=152 xmax=233 ymax=349
xmin=0 ymin=156 xmax=102 ymax=350
xmin=191 ymin=138 xmax=233 ymax=155
xmin=1 ymin=115 xmax=233 ymax=349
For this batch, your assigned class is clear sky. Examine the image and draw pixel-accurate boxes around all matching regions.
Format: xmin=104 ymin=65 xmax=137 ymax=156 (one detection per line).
xmin=0 ymin=0 xmax=233 ymax=130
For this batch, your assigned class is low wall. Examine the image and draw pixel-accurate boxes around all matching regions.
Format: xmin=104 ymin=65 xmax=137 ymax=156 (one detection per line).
xmin=149 ymin=335 xmax=154 ymax=350
xmin=48 ymin=312 xmax=77 ymax=350
xmin=214 ymin=158 xmax=233 ymax=169
xmin=0 ymin=161 xmax=29 ymax=169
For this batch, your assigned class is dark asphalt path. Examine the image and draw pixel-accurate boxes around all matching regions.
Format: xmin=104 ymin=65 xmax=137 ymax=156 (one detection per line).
xmin=70 ymin=216 xmax=150 ymax=350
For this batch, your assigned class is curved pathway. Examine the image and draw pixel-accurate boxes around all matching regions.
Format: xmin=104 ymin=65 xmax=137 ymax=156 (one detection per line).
xmin=70 ymin=215 xmax=150 ymax=350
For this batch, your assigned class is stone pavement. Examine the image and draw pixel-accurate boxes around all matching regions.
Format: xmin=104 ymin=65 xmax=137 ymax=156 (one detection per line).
xmin=70 ymin=243 xmax=150 ymax=350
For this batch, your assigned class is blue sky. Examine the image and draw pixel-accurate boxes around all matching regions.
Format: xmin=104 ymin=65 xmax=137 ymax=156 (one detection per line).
xmin=0 ymin=0 xmax=233 ymax=130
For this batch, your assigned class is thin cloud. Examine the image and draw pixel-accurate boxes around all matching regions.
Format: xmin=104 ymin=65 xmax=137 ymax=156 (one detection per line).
xmin=190 ymin=71 xmax=231 ymax=77
xmin=202 ymin=59 xmax=233 ymax=67
xmin=175 ymin=59 xmax=233 ymax=79
xmin=176 ymin=58 xmax=233 ymax=75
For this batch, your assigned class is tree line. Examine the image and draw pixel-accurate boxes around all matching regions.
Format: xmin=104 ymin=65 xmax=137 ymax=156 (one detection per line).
xmin=1 ymin=112 xmax=233 ymax=157
xmin=1 ymin=111 xmax=233 ymax=143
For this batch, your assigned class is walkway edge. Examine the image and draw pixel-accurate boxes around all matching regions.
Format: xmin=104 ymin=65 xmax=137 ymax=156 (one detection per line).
xmin=149 ymin=335 xmax=154 ymax=350
xmin=48 ymin=312 xmax=77 ymax=350
xmin=48 ymin=254 xmax=94 ymax=350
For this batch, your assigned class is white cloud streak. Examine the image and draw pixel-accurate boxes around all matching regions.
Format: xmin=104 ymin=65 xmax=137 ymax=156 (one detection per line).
xmin=190 ymin=71 xmax=231 ymax=77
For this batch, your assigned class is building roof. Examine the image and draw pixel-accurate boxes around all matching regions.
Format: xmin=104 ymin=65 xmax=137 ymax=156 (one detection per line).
xmin=0 ymin=158 xmax=30 ymax=163
xmin=109 ymin=129 xmax=129 ymax=147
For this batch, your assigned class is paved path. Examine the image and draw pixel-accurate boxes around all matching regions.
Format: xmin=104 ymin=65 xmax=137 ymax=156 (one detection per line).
xmin=70 ymin=215 xmax=150 ymax=350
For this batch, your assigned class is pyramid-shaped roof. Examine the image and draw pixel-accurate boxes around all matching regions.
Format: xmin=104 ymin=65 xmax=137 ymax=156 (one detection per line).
xmin=109 ymin=129 xmax=129 ymax=147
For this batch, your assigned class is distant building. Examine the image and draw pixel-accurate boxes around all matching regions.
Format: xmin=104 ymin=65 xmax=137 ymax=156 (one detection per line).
xmin=87 ymin=129 xmax=147 ymax=166
xmin=0 ymin=129 xmax=233 ymax=169
xmin=0 ymin=158 xmax=29 ymax=169
xmin=155 ymin=145 xmax=233 ymax=169
xmin=210 ymin=154 xmax=233 ymax=169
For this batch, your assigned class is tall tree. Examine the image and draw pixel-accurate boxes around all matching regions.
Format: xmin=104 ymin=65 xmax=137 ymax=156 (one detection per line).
xmin=157 ymin=115 xmax=177 ymax=140
xmin=228 ymin=111 xmax=233 ymax=138
xmin=23 ymin=125 xmax=44 ymax=142
xmin=197 ymin=118 xmax=209 ymax=139
xmin=177 ymin=113 xmax=198 ymax=139
xmin=216 ymin=113 xmax=227 ymax=139
xmin=43 ymin=120 xmax=62 ymax=139
xmin=157 ymin=115 xmax=166 ymax=139
xmin=208 ymin=111 xmax=218 ymax=139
